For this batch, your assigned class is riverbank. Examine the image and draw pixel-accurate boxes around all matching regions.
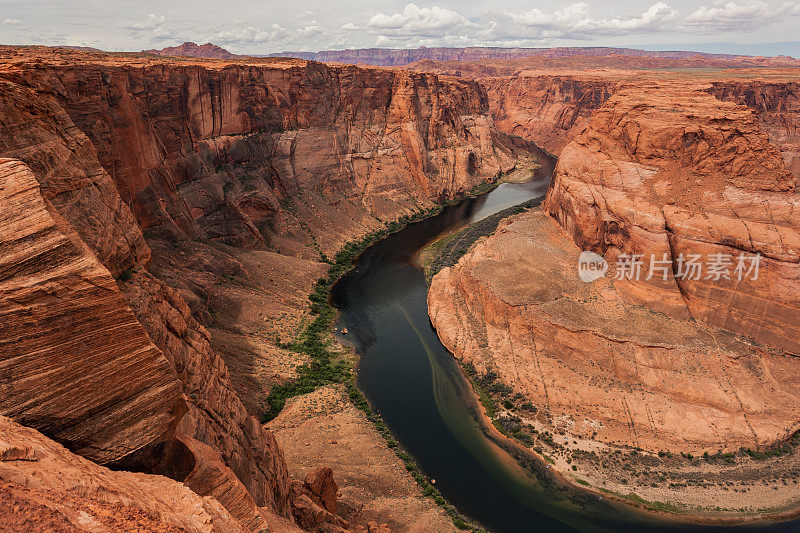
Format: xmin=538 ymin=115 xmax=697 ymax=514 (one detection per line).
xmin=417 ymin=195 xmax=544 ymax=282
xmin=268 ymin=384 xmax=462 ymax=532
xmin=262 ymin=194 xmax=507 ymax=531
xmin=457 ymin=351 xmax=800 ymax=527
xmin=426 ymin=207 xmax=800 ymax=528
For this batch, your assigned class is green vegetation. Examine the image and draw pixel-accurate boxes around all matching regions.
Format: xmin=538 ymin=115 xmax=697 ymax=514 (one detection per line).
xmin=262 ymin=206 xmax=442 ymax=422
xmin=422 ymin=195 xmax=544 ymax=282
xmin=620 ymin=492 xmax=685 ymax=515
xmin=260 ymin=203 xmax=486 ymax=531
xmin=460 ymin=362 xmax=497 ymax=418
xmin=740 ymin=431 xmax=800 ymax=460
xmin=467 ymin=180 xmax=497 ymax=197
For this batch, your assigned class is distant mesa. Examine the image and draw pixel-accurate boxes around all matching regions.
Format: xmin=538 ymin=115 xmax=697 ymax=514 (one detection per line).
xmin=136 ymin=43 xmax=796 ymax=66
xmin=267 ymin=45 xmax=796 ymax=66
xmin=142 ymin=41 xmax=237 ymax=59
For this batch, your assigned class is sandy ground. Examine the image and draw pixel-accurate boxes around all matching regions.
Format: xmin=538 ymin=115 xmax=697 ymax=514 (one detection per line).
xmin=206 ymin=247 xmax=327 ymax=412
xmin=268 ymin=385 xmax=458 ymax=532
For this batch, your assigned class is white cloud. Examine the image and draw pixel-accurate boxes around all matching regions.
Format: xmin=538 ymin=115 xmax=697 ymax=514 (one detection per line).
xmin=122 ymin=14 xmax=166 ymax=31
xmin=119 ymin=14 xmax=189 ymax=43
xmin=684 ymin=1 xmax=800 ymax=31
xmin=7 ymin=0 xmax=797 ymax=55
xmin=344 ymin=3 xmax=478 ymax=38
xmin=338 ymin=2 xmax=683 ymax=47
xmin=211 ymin=23 xmax=322 ymax=46
xmin=489 ymin=2 xmax=679 ymax=40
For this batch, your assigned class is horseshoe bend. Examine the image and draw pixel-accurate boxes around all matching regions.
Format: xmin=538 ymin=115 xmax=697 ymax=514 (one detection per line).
xmin=0 ymin=42 xmax=799 ymax=532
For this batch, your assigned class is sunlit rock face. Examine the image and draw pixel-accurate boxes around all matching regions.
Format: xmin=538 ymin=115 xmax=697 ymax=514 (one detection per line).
xmin=429 ymin=79 xmax=800 ymax=454
xmin=546 ymin=81 xmax=799 ymax=353
xmin=0 ymin=159 xmax=183 ymax=465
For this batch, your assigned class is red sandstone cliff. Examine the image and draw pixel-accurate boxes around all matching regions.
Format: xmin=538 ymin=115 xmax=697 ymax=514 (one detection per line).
xmin=0 ymin=158 xmax=291 ymax=529
xmin=270 ymin=46 xmax=796 ymax=67
xmin=5 ymin=58 xmax=522 ymax=255
xmin=429 ymin=78 xmax=800 ymax=454
xmin=0 ymin=160 xmax=183 ymax=465
xmin=707 ymin=81 xmax=800 ymax=186
xmin=0 ymin=415 xmax=261 ymax=532
xmin=545 ymin=81 xmax=799 ymax=353
xmin=0 ymin=46 xmax=531 ymax=531
xmin=483 ymin=75 xmax=614 ymax=155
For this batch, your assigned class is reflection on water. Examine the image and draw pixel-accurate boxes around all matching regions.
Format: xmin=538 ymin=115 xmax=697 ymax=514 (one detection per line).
xmin=330 ymin=154 xmax=799 ymax=532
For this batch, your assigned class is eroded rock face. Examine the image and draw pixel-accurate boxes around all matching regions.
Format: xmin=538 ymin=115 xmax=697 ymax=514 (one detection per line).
xmin=707 ymin=81 xmax=800 ymax=186
xmin=289 ymin=467 xmax=348 ymax=532
xmin=0 ymin=159 xmax=183 ymax=465
xmin=429 ymin=210 xmax=800 ymax=452
xmin=144 ymin=42 xmax=237 ymax=59
xmin=120 ymin=270 xmax=291 ymax=516
xmin=0 ymin=75 xmax=150 ymax=276
xmin=546 ymin=81 xmax=800 ymax=354
xmin=429 ymin=79 xmax=800 ymax=453
xmin=484 ymin=76 xmax=614 ymax=155
xmin=0 ymin=415 xmax=249 ymax=533
xmin=0 ymin=47 xmax=529 ymax=531
xmin=0 ymin=57 xmax=295 ymax=522
xmin=269 ymin=46 xmax=798 ymax=66
xmin=5 ymin=60 xmax=522 ymax=256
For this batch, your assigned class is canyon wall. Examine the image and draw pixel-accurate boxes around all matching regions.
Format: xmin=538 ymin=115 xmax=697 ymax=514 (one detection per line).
xmin=15 ymin=60 xmax=517 ymax=253
xmin=483 ymin=76 xmax=614 ymax=155
xmin=429 ymin=78 xmax=800 ymax=453
xmin=0 ymin=47 xmax=529 ymax=530
xmin=0 ymin=415 xmax=262 ymax=533
xmin=429 ymin=210 xmax=800 ymax=453
xmin=707 ymin=81 xmax=800 ymax=186
xmin=0 ymin=159 xmax=183 ymax=465
xmin=545 ymin=81 xmax=799 ymax=353
xmin=268 ymin=47 xmax=765 ymax=66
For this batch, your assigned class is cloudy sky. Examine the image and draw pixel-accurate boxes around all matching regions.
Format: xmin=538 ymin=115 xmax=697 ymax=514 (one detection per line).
xmin=1 ymin=0 xmax=799 ymax=57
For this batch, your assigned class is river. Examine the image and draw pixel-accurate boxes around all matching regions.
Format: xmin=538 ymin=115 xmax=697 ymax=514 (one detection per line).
xmin=329 ymin=150 xmax=799 ymax=532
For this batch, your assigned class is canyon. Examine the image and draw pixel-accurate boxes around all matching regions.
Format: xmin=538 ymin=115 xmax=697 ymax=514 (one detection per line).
xmin=1 ymin=39 xmax=800 ymax=531
xmin=0 ymin=45 xmax=530 ymax=531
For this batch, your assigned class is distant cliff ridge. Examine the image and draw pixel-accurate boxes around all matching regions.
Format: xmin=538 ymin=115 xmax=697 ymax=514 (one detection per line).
xmin=139 ymin=43 xmax=796 ymax=66
xmin=269 ymin=46 xmax=751 ymax=66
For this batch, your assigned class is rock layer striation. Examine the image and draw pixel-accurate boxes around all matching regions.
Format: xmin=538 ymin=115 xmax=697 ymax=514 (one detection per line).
xmin=429 ymin=79 xmax=800 ymax=454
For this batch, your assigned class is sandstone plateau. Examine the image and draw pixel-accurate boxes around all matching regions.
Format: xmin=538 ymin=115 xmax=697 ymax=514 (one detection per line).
xmin=269 ymin=46 xmax=800 ymax=67
xmin=144 ymin=42 xmax=238 ymax=59
xmin=422 ymin=50 xmax=800 ymax=515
